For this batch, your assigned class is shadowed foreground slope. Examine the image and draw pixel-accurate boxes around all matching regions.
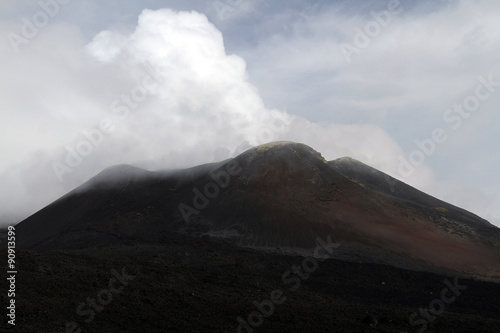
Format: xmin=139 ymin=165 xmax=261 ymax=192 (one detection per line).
xmin=2 ymin=237 xmax=500 ymax=332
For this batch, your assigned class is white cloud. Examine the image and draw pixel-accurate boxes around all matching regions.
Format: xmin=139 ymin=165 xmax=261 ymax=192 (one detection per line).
xmin=0 ymin=2 xmax=499 ymax=228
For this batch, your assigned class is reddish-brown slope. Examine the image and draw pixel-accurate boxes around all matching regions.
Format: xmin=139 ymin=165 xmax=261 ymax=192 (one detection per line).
xmin=204 ymin=142 xmax=500 ymax=279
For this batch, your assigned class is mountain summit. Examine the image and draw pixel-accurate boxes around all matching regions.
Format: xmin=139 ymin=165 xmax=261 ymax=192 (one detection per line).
xmin=15 ymin=142 xmax=500 ymax=280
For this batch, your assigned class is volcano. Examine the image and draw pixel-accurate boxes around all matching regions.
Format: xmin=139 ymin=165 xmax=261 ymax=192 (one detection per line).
xmin=7 ymin=141 xmax=500 ymax=332
xmin=15 ymin=141 xmax=500 ymax=280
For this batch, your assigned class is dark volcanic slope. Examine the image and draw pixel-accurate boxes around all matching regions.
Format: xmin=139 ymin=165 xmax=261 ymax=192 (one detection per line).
xmin=3 ymin=237 xmax=500 ymax=333
xmin=15 ymin=142 xmax=500 ymax=280
xmin=329 ymin=157 xmax=500 ymax=244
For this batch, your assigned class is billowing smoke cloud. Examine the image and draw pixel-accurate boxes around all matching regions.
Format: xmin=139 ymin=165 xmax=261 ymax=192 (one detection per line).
xmin=0 ymin=8 xmax=404 ymax=225
xmin=0 ymin=5 xmax=498 ymax=227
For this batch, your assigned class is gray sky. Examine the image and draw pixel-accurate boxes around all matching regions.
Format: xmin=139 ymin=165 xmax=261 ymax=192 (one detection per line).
xmin=1 ymin=0 xmax=499 ymax=227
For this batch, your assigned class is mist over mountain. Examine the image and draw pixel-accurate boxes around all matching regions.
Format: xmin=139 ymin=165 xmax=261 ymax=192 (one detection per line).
xmin=15 ymin=142 xmax=500 ymax=281
xmin=2 ymin=3 xmax=500 ymax=233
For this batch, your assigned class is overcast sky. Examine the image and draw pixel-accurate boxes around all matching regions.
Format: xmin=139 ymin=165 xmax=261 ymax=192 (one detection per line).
xmin=1 ymin=0 xmax=499 ymax=228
